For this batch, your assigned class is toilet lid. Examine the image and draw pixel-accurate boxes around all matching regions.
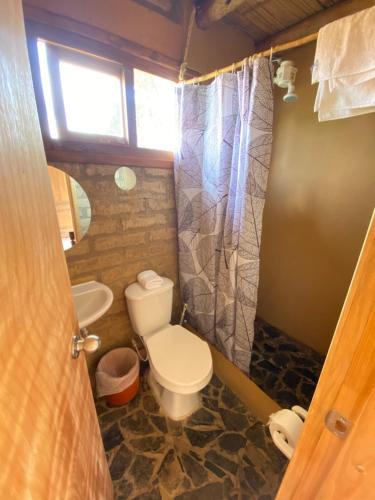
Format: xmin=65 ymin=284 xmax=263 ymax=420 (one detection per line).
xmin=146 ymin=325 xmax=212 ymax=391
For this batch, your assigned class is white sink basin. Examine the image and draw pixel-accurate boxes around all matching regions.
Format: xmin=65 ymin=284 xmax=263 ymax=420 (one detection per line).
xmin=71 ymin=281 xmax=113 ymax=329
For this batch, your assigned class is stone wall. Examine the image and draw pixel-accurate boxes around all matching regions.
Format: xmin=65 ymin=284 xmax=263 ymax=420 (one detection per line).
xmin=52 ymin=162 xmax=180 ymax=373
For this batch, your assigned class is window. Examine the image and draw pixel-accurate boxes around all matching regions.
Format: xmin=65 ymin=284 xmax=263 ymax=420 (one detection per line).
xmin=134 ymin=69 xmax=176 ymax=152
xmin=59 ymin=61 xmax=124 ymax=138
xmin=33 ymin=39 xmax=176 ymax=153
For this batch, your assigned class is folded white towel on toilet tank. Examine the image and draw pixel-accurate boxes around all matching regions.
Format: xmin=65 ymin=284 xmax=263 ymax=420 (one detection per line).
xmin=137 ymin=270 xmax=164 ymax=290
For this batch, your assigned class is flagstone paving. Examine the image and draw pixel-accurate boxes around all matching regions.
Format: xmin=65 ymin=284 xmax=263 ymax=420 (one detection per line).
xmin=250 ymin=318 xmax=324 ymax=410
xmin=96 ymin=373 xmax=287 ymax=499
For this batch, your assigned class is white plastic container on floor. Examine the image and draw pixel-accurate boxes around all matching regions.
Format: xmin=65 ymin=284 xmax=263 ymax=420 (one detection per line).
xmin=96 ymin=347 xmax=140 ymax=406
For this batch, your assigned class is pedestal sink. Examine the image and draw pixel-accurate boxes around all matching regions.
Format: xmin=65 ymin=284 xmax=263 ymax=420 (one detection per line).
xmin=71 ymin=281 xmax=113 ymax=329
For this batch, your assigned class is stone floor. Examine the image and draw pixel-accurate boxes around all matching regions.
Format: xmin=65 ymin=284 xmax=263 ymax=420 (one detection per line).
xmin=96 ymin=372 xmax=287 ymax=499
xmin=250 ymin=318 xmax=325 ymax=409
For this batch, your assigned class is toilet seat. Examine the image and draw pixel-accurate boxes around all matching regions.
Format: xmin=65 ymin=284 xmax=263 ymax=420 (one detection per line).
xmin=145 ymin=325 xmax=213 ymax=395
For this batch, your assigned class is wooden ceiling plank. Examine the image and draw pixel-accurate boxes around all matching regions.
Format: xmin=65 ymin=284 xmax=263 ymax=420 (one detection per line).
xmin=225 ymin=0 xmax=349 ymax=41
xmin=226 ymin=17 xmax=268 ymax=40
xmin=238 ymin=0 xmax=272 ymax=12
xmin=234 ymin=0 xmax=274 ymax=18
xmin=279 ymin=0 xmax=322 ymax=18
xmin=316 ymin=0 xmax=341 ymax=6
xmin=261 ymin=0 xmax=320 ymax=30
xmin=227 ymin=0 xmax=326 ymax=41
xmin=256 ymin=0 xmax=374 ymax=49
xmin=230 ymin=6 xmax=279 ymax=37
xmin=228 ymin=2 xmax=290 ymax=36
xmin=194 ymin=0 xmax=249 ymax=29
xmin=243 ymin=1 xmax=308 ymax=36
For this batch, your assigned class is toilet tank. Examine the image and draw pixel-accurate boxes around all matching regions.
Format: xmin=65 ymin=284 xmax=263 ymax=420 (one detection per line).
xmin=125 ymin=278 xmax=174 ymax=337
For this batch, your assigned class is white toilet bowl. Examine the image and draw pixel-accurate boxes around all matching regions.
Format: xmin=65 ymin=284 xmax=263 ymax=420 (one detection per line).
xmin=146 ymin=324 xmax=213 ymax=420
xmin=124 ymin=277 xmax=213 ymax=420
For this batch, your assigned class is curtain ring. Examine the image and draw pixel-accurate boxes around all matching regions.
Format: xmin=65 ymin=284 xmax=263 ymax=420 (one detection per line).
xmin=231 ymin=63 xmax=235 ymax=74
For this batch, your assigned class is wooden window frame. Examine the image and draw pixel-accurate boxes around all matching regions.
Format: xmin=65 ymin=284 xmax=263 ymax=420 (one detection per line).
xmin=41 ymin=41 xmax=131 ymax=146
xmin=26 ymin=22 xmax=175 ymax=168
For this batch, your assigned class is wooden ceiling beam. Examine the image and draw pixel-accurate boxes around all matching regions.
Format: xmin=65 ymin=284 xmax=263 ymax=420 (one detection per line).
xmin=256 ymin=0 xmax=374 ymax=51
xmin=194 ymin=0 xmax=248 ymax=29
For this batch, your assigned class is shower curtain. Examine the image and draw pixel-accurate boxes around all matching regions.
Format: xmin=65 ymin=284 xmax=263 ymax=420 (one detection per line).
xmin=174 ymin=58 xmax=273 ymax=372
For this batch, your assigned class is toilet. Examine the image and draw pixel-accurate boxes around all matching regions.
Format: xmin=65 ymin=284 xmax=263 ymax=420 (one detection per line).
xmin=125 ymin=277 xmax=213 ymax=420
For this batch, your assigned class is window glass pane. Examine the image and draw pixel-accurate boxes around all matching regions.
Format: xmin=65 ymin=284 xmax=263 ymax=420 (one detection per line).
xmin=37 ymin=40 xmax=59 ymax=139
xmin=59 ymin=61 xmax=124 ymax=138
xmin=134 ymin=69 xmax=176 ymax=152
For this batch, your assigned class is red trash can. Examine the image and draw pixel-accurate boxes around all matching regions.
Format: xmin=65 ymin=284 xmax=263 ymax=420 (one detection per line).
xmin=96 ymin=348 xmax=140 ymax=406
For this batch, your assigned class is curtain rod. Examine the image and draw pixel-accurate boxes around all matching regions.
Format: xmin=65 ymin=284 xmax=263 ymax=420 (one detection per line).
xmin=181 ymin=32 xmax=318 ymax=85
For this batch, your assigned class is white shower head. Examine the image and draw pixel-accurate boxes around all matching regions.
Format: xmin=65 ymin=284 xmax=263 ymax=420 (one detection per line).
xmin=283 ymin=82 xmax=298 ymax=102
xmin=273 ymin=60 xmax=298 ymax=102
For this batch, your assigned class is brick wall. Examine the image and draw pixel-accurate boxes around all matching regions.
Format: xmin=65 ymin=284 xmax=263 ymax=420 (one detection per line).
xmin=52 ymin=162 xmax=180 ymax=374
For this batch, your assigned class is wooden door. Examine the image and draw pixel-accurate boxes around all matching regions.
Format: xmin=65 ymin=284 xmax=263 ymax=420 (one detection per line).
xmin=0 ymin=1 xmax=112 ymax=498
xmin=277 ymin=211 xmax=375 ymax=499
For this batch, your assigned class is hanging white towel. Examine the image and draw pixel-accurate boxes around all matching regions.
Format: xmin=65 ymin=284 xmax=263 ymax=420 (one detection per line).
xmin=313 ymin=6 xmax=375 ymax=85
xmin=312 ymin=6 xmax=375 ymax=121
xmin=137 ymin=270 xmax=164 ymax=290
xmin=314 ymin=79 xmax=375 ymax=121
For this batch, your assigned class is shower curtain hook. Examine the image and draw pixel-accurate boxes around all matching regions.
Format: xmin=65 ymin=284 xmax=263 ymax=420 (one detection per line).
xmin=231 ymin=62 xmax=235 ymax=74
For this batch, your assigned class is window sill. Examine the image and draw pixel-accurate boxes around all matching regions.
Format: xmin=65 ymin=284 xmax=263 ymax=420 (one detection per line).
xmin=44 ymin=139 xmax=174 ymax=169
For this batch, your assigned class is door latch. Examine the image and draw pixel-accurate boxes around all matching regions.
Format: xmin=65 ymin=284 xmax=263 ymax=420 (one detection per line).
xmin=325 ymin=409 xmax=352 ymax=439
xmin=71 ymin=331 xmax=101 ymax=359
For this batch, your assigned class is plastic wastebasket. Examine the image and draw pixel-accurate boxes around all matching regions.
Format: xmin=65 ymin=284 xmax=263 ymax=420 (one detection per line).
xmin=96 ymin=347 xmax=140 ymax=406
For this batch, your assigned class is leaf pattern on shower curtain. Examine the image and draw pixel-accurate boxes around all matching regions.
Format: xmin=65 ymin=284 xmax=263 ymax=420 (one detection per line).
xmin=174 ymin=58 xmax=273 ymax=372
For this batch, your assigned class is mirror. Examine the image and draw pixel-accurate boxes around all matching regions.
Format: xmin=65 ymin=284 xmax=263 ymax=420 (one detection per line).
xmin=114 ymin=166 xmax=137 ymax=191
xmin=48 ymin=165 xmax=91 ymax=251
